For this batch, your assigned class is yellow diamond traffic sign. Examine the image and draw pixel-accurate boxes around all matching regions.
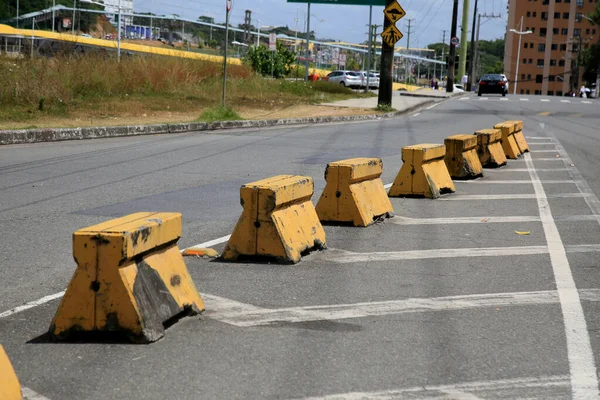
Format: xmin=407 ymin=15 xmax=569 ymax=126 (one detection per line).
xmin=384 ymin=1 xmax=406 ymax=24
xmin=381 ymin=24 xmax=403 ymax=47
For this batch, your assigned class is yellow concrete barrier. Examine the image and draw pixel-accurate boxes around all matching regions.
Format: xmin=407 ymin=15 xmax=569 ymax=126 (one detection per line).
xmin=388 ymin=144 xmax=456 ymax=199
xmin=316 ymin=158 xmax=394 ymax=226
xmin=475 ymin=129 xmax=507 ymax=168
xmin=444 ymin=134 xmax=484 ymax=179
xmin=0 ymin=345 xmax=21 ymax=400
xmin=504 ymin=120 xmax=529 ymax=153
xmin=494 ymin=121 xmax=522 ymax=159
xmin=223 ymin=175 xmax=326 ymax=263
xmin=50 ymin=212 xmax=204 ymax=343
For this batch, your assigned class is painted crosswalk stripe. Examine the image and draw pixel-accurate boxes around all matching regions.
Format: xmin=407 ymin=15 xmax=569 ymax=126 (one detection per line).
xmin=520 ymin=98 xmax=529 ymax=101
xmin=439 ymin=193 xmax=588 ymax=201
xmin=561 ymin=100 xmax=571 ymax=103
xmin=582 ymin=101 xmax=592 ymax=104
xmin=390 ymin=214 xmax=599 ymax=225
xmin=454 ymin=179 xmax=575 ymax=184
xmin=541 ymin=99 xmax=550 ymax=102
xmin=205 ymin=288 xmax=600 ymax=327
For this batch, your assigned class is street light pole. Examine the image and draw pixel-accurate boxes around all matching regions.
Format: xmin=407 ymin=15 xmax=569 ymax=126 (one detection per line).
xmin=16 ymin=0 xmax=19 ymax=29
xmin=117 ymin=0 xmax=121 ymax=62
xmin=510 ymin=17 xmax=533 ymax=95
xmin=305 ymin=1 xmax=311 ymax=81
xmin=72 ymin=0 xmax=76 ymax=34
xmin=52 ymin=0 xmax=56 ymax=32
xmin=256 ymin=20 xmax=261 ymax=47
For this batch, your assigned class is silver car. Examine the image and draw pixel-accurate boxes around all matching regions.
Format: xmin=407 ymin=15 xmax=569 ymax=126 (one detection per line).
xmin=358 ymin=71 xmax=380 ymax=89
xmin=326 ymin=70 xmax=362 ymax=88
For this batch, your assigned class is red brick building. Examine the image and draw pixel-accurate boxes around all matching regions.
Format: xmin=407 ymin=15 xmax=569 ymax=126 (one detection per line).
xmin=504 ymin=0 xmax=599 ymax=96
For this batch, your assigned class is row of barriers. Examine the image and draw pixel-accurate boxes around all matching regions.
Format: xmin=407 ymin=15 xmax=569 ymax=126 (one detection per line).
xmin=1 ymin=120 xmax=529 ymax=398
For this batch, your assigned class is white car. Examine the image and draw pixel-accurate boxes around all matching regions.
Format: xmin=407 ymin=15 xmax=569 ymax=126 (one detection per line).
xmin=453 ymin=84 xmax=465 ymax=93
xmin=500 ymin=74 xmax=509 ymax=94
xmin=325 ymin=70 xmax=362 ymax=88
xmin=358 ymin=71 xmax=380 ymax=89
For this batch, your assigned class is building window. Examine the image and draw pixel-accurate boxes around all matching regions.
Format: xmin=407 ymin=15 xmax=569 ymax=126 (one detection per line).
xmin=541 ymin=28 xmax=547 ymax=36
xmin=527 ymin=11 xmax=531 ymax=17
xmin=526 ymin=90 xmax=531 ymax=94
xmin=563 ymin=12 xmax=570 ymax=19
xmin=523 ymin=58 xmax=528 ymax=64
xmin=554 ymin=12 xmax=561 ymax=18
xmin=521 ymin=74 xmax=526 ymax=80
xmin=528 ymin=74 xmax=532 ymax=79
xmin=548 ymin=91 xmax=554 ymax=96
xmin=551 ymin=43 xmax=558 ymax=50
xmin=559 ymin=59 xmax=565 ymax=66
xmin=553 ymin=27 xmax=559 ymax=34
xmin=535 ymin=90 xmax=541 ymax=95
xmin=575 ymin=13 xmax=582 ymax=21
xmin=557 ymin=91 xmax=563 ymax=96
xmin=574 ymin=28 xmax=581 ymax=37
xmin=560 ymin=44 xmax=567 ymax=51
xmin=538 ymin=43 xmax=546 ymax=51
xmin=536 ymin=75 xmax=544 ymax=83
xmin=562 ymin=28 xmax=569 ymax=35
xmin=577 ymin=0 xmax=584 ymax=7
xmin=542 ymin=12 xmax=548 ymax=20
xmin=550 ymin=59 xmax=557 ymax=66
xmin=533 ymin=11 xmax=537 ymax=17
xmin=521 ymin=89 xmax=525 ymax=94
xmin=524 ymin=43 xmax=528 ymax=48
xmin=529 ymin=59 xmax=534 ymax=64
xmin=586 ymin=29 xmax=591 ymax=35
xmin=537 ymin=59 xmax=545 ymax=67
xmin=549 ymin=75 xmax=556 ymax=81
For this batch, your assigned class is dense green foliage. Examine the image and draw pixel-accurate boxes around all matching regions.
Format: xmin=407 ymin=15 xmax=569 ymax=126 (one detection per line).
xmin=244 ymin=42 xmax=297 ymax=79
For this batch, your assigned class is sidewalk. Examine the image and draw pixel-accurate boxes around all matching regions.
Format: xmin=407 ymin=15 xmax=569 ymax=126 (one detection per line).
xmin=320 ymin=91 xmax=441 ymax=109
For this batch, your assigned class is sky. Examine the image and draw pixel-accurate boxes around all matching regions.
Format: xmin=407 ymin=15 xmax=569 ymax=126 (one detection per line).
xmin=136 ymin=0 xmax=509 ymax=48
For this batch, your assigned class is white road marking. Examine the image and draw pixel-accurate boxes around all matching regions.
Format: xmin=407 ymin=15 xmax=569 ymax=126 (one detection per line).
xmin=390 ymin=215 xmax=599 ymax=225
xmin=561 ymin=100 xmax=571 ymax=103
xmin=499 ymin=98 xmax=509 ymax=101
xmin=527 ymin=136 xmax=555 ymax=140
xmin=293 ymin=375 xmax=570 ymax=400
xmin=439 ymin=193 xmax=588 ymax=201
xmin=426 ymin=103 xmax=439 ymax=110
xmin=520 ymin=98 xmax=529 ymax=101
xmin=479 ymin=97 xmax=488 ymax=100
xmin=22 ymin=387 xmax=51 ymax=400
xmin=206 ymin=288 xmax=600 ymax=328
xmin=511 ymin=157 xmax=564 ymax=162
xmin=184 ymin=234 xmax=231 ymax=251
xmin=383 ymin=183 xmax=392 ymax=189
xmin=582 ymin=101 xmax=592 ymax=104
xmin=0 ymin=291 xmax=66 ymax=319
xmin=311 ymin=244 xmax=600 ymax=264
xmin=524 ymin=152 xmax=599 ymax=399
xmin=541 ymin=99 xmax=550 ymax=102
xmin=412 ymin=113 xmax=421 ymax=117
xmin=531 ymin=150 xmax=561 ymax=153
xmin=459 ymin=97 xmax=470 ymax=100
xmin=493 ymin=168 xmax=569 ymax=172
xmin=454 ymin=179 xmax=575 ymax=184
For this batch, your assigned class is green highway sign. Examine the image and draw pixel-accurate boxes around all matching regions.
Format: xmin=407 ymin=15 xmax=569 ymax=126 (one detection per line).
xmin=287 ymin=0 xmax=386 ymax=6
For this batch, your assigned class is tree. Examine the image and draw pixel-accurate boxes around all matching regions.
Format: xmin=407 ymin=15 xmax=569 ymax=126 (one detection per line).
xmin=581 ymin=4 xmax=600 ymax=88
xmin=245 ymin=42 xmax=296 ymax=78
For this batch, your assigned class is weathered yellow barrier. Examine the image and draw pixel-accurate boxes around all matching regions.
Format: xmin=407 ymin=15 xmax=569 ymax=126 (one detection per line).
xmin=0 ymin=345 xmax=21 ymax=400
xmin=50 ymin=212 xmax=204 ymax=343
xmin=388 ymin=144 xmax=456 ymax=199
xmin=316 ymin=158 xmax=394 ymax=226
xmin=444 ymin=134 xmax=484 ymax=179
xmin=494 ymin=121 xmax=522 ymax=159
xmin=475 ymin=129 xmax=508 ymax=168
xmin=223 ymin=175 xmax=326 ymax=263
xmin=505 ymin=120 xmax=529 ymax=153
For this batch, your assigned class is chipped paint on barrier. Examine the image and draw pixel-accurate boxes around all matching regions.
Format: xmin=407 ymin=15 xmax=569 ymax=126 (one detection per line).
xmin=49 ymin=212 xmax=204 ymax=343
xmin=474 ymin=128 xmax=507 ymax=168
xmin=388 ymin=144 xmax=455 ymax=198
xmin=444 ymin=134 xmax=484 ymax=179
xmin=316 ymin=158 xmax=394 ymax=226
xmin=223 ymin=175 xmax=326 ymax=264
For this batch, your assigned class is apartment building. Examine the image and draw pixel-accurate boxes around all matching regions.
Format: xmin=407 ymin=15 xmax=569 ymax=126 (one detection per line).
xmin=504 ymin=0 xmax=599 ymax=96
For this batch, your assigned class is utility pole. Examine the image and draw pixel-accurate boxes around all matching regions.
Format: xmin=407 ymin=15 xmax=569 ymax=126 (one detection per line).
xmin=466 ymin=0 xmax=478 ymax=91
xmin=472 ymin=13 xmax=501 ymax=89
xmin=72 ymin=0 xmax=76 ymax=34
xmin=52 ymin=0 xmax=56 ymax=32
xmin=441 ymin=30 xmax=446 ymax=81
xmin=447 ymin=0 xmax=459 ymax=92
xmin=365 ymin=6 xmax=373 ymax=93
xmin=222 ymin=0 xmax=232 ymax=107
xmin=404 ymin=18 xmax=413 ymax=85
xmin=371 ymin=24 xmax=381 ymax=70
xmin=377 ymin=0 xmax=395 ymax=107
xmin=457 ymin=0 xmax=470 ymax=84
xmin=305 ymin=2 xmax=311 ymax=80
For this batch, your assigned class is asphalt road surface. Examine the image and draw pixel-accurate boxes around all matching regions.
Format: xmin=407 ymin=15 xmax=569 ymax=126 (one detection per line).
xmin=1 ymin=94 xmax=600 ymax=399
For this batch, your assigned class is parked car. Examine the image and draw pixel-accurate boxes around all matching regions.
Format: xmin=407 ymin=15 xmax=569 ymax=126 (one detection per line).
xmin=500 ymin=74 xmax=509 ymax=94
xmin=358 ymin=71 xmax=380 ymax=89
xmin=477 ymin=74 xmax=507 ymax=96
xmin=325 ymin=70 xmax=362 ymax=88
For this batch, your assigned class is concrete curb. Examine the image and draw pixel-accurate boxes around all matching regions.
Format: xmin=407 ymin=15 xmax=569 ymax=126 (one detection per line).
xmin=399 ymin=91 xmax=466 ymax=99
xmin=0 ymin=99 xmax=435 ymax=146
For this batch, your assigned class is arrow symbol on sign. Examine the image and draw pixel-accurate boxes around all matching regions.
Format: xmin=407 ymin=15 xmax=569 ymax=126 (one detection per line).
xmin=386 ymin=9 xmax=404 ymax=22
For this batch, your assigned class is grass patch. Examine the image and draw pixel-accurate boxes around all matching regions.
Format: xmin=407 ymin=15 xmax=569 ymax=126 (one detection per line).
xmin=375 ymin=103 xmax=396 ymax=113
xmin=0 ymin=54 xmax=374 ymax=129
xmin=198 ymin=106 xmax=242 ymax=123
